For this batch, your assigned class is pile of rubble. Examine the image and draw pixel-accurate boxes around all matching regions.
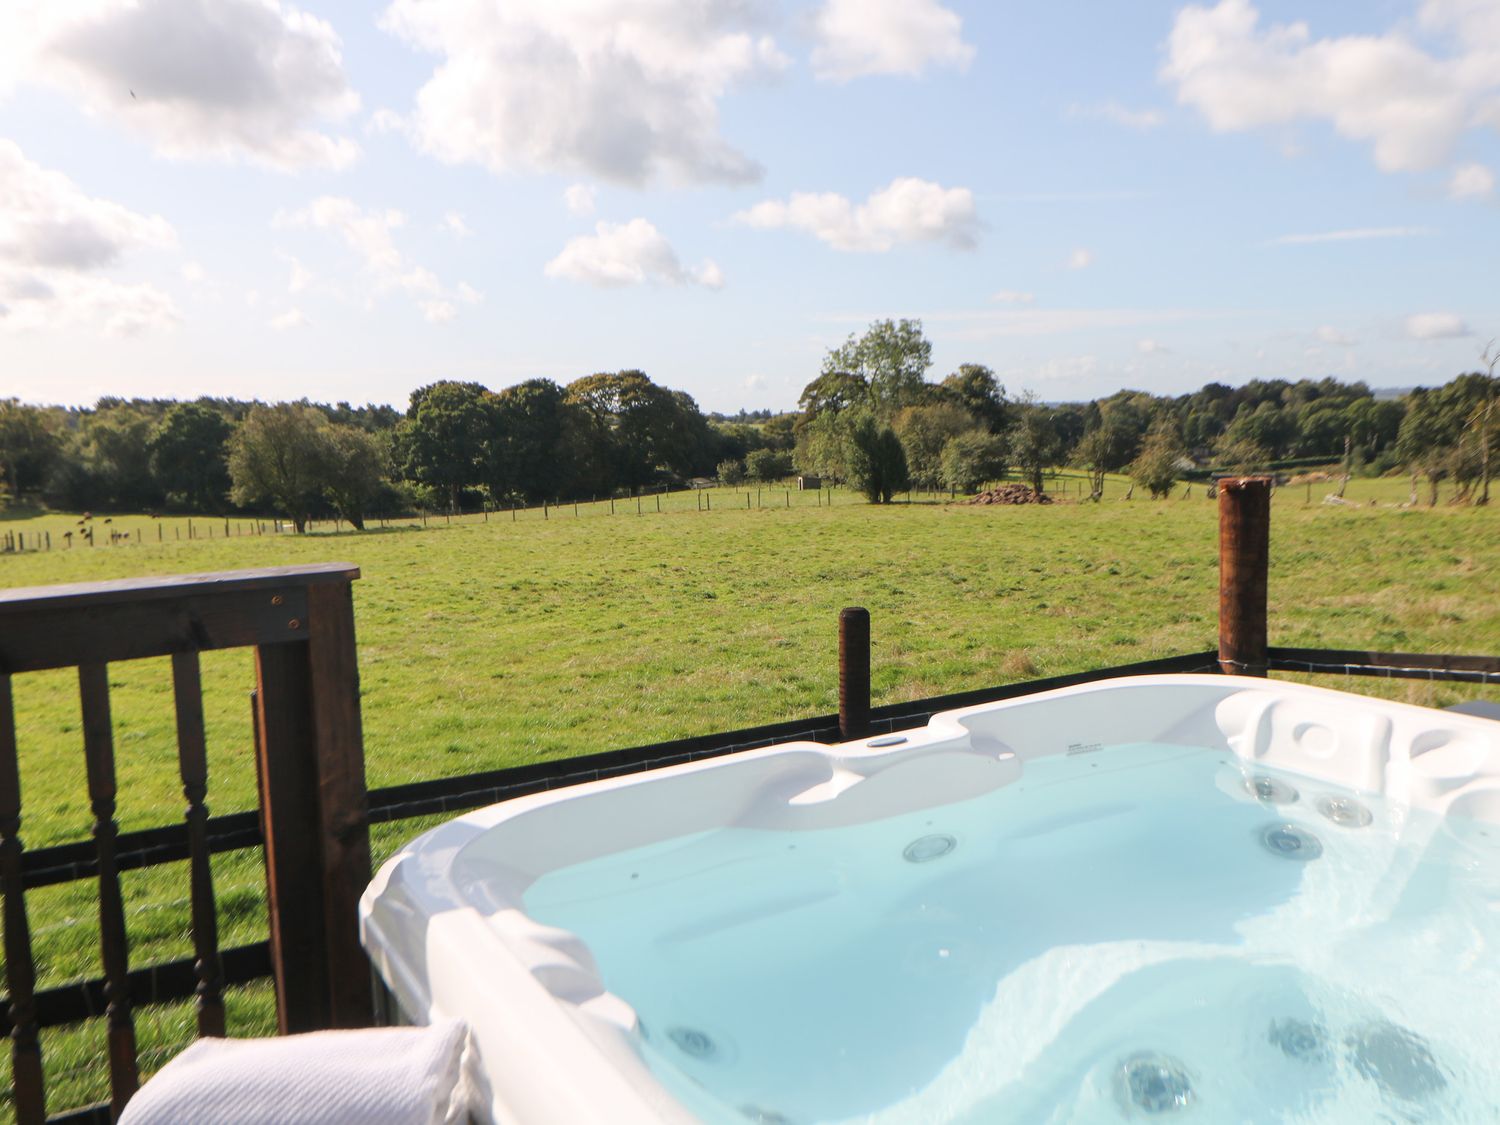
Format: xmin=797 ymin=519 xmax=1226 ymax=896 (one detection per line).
xmin=967 ymin=484 xmax=1054 ymax=505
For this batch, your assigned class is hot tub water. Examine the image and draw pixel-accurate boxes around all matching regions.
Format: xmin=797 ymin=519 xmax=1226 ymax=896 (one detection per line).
xmin=523 ymin=744 xmax=1500 ymax=1123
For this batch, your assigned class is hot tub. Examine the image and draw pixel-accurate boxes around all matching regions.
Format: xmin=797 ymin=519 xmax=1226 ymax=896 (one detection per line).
xmin=360 ymin=675 xmax=1500 ymax=1123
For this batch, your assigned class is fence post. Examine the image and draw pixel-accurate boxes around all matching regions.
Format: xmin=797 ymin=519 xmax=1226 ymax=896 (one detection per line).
xmin=839 ymin=607 xmax=872 ymax=741
xmin=1218 ymin=476 xmax=1271 ymax=677
xmin=253 ymin=574 xmax=373 ymax=1032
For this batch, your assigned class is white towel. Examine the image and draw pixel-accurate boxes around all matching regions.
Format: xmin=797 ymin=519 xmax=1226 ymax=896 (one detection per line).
xmin=118 ymin=1021 xmax=471 ymax=1125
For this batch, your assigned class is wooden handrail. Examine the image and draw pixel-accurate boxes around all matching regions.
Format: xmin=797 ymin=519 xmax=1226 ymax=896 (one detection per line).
xmin=0 ymin=565 xmax=372 ymax=1123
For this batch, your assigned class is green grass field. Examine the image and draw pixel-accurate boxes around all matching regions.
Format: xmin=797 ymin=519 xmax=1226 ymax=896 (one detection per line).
xmin=2 ymin=472 xmax=1498 ymax=1116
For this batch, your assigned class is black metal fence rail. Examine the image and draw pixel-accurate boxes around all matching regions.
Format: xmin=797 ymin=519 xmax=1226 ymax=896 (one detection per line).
xmin=1269 ymin=647 xmax=1500 ymax=684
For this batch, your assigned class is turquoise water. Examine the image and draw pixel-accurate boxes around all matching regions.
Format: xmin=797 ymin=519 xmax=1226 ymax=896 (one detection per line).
xmin=523 ymin=744 xmax=1500 ymax=1123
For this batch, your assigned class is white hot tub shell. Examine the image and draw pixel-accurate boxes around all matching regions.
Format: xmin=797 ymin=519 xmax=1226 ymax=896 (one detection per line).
xmin=359 ymin=674 xmax=1500 ymax=1123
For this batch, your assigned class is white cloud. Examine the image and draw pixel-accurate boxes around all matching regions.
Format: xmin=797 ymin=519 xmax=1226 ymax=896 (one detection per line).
xmin=1163 ymin=0 xmax=1500 ymax=174
xmin=442 ymin=211 xmax=472 ymax=237
xmin=180 ymin=262 xmax=205 ymax=283
xmin=269 ymin=308 xmax=308 ymax=331
xmin=812 ymin=0 xmax=974 ymax=81
xmin=992 ymin=289 xmax=1036 ymax=304
xmin=1271 ymin=226 xmax=1432 ymax=245
xmin=378 ymin=0 xmax=786 ymax=185
xmin=3 ymin=0 xmax=359 ymax=170
xmin=1071 ymin=101 xmax=1165 ymax=129
xmin=0 ymin=139 xmax=178 ymax=336
xmin=733 ymin=177 xmax=979 ymax=252
xmin=285 ymin=256 xmax=315 ymax=294
xmin=544 ymin=218 xmax=723 ymax=288
xmin=1407 ymin=311 xmax=1471 ymax=339
xmin=274 ymin=196 xmax=482 ymax=319
xmin=1450 ymin=162 xmax=1495 ymax=198
xmin=563 ymin=184 xmax=597 ymax=216
xmin=0 ymin=139 xmax=175 ymax=269
xmin=1066 ymin=248 xmax=1093 ymax=269
xmin=1028 ymin=353 xmax=1101 ymax=383
xmin=744 ymin=373 xmax=767 ymax=390
xmin=1137 ymin=338 xmax=1169 ymax=354
xmin=420 ymin=300 xmax=455 ymax=324
xmin=1316 ymin=325 xmax=1355 ymax=345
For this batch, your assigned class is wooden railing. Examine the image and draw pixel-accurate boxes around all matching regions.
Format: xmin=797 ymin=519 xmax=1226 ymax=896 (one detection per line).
xmin=0 ymin=565 xmax=372 ymax=1123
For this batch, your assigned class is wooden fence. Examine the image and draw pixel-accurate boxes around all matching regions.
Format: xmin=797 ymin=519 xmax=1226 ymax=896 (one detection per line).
xmin=1 ymin=476 xmax=1497 ymax=1122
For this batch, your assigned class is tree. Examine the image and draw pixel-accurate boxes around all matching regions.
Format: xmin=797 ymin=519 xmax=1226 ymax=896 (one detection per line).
xmin=486 ymin=379 xmax=604 ymax=503
xmin=717 ymin=458 xmax=746 ymax=484
xmin=744 ymin=448 xmax=792 ymax=482
xmin=1130 ymin=422 xmax=1187 ymax=499
xmin=940 ymin=364 xmax=1009 ymax=432
xmin=1214 ymin=435 xmax=1271 ymax=473
xmin=228 ymin=404 xmax=331 ymax=532
xmin=565 ymin=370 xmax=704 ymax=489
xmin=847 ymin=416 xmax=910 ymax=503
xmin=1396 ymin=388 xmax=1461 ymax=506
xmin=1007 ymin=399 xmax=1062 ymax=493
xmin=1074 ymin=408 xmax=1139 ymax=499
xmin=940 ymin=431 xmax=1008 ymax=492
xmin=797 ymin=369 xmax=869 ymax=417
xmin=0 ymin=400 xmax=60 ymax=497
xmin=321 ymin=425 xmax=387 ymax=529
xmin=149 ymin=402 xmax=232 ymax=511
xmin=394 ymin=381 xmax=492 ymax=512
xmin=62 ymin=403 xmax=161 ymax=511
xmin=821 ymin=319 xmax=932 ymax=417
xmin=894 ymin=403 xmax=976 ymax=488
xmin=794 ymin=410 xmax=855 ymax=483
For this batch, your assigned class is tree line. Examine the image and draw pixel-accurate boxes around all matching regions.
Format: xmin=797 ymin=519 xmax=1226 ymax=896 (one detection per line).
xmin=1 ymin=321 xmax=1494 ymax=526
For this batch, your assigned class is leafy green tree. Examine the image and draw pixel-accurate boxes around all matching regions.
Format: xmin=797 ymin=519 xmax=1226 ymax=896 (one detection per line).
xmin=0 ymin=399 xmax=61 ymax=497
xmin=1223 ymin=401 xmax=1298 ymax=459
xmin=1130 ymin=422 xmax=1187 ymax=499
xmin=1007 ymin=399 xmax=1062 ymax=493
xmin=893 ymin=403 xmax=976 ymax=488
xmin=1214 ymin=435 xmax=1271 ymax=473
xmin=1397 ymin=387 xmax=1461 ymax=506
xmin=149 ymin=402 xmax=232 ymax=511
xmin=940 ymin=431 xmax=1008 ymax=492
xmin=565 ymin=370 xmax=703 ymax=489
xmin=1074 ymin=412 xmax=1137 ymax=499
xmin=744 ymin=448 xmax=792 ymax=482
xmin=486 ymin=379 xmax=603 ymax=503
xmin=821 ymin=319 xmax=932 ymax=417
xmin=717 ymin=458 xmax=746 ymax=484
xmin=794 ymin=411 xmax=855 ymax=482
xmin=847 ymin=416 xmax=910 ymax=503
xmin=797 ymin=369 xmax=869 ymax=417
xmin=394 ymin=381 xmax=492 ymax=513
xmin=321 ymin=425 xmax=388 ymax=529
xmin=56 ymin=403 xmax=161 ymax=511
xmin=940 ymin=364 xmax=1009 ymax=433
xmin=228 ymin=404 xmax=331 ymax=532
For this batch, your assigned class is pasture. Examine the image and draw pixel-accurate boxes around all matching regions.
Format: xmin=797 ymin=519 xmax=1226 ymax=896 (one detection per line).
xmin=1 ymin=474 xmax=1498 ymax=1115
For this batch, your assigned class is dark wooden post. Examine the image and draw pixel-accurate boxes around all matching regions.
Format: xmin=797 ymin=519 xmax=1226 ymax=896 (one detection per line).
xmin=1218 ymin=476 xmax=1271 ymax=676
xmin=79 ymin=663 xmax=139 ymax=1113
xmin=839 ymin=607 xmax=871 ymax=741
xmin=254 ymin=577 xmax=373 ymax=1033
xmin=171 ymin=653 xmax=225 ymax=1037
xmin=0 ymin=674 xmax=45 ymax=1125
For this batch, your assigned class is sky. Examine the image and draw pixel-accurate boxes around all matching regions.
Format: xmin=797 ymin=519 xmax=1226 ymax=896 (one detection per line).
xmin=1 ymin=0 xmax=1497 ymax=414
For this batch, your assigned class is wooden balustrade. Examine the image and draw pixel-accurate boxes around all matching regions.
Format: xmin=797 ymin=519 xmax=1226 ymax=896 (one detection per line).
xmin=0 ymin=565 xmax=372 ymax=1122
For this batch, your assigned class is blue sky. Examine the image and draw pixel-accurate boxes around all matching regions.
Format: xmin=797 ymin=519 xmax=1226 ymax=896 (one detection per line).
xmin=1 ymin=0 xmax=1496 ymax=412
